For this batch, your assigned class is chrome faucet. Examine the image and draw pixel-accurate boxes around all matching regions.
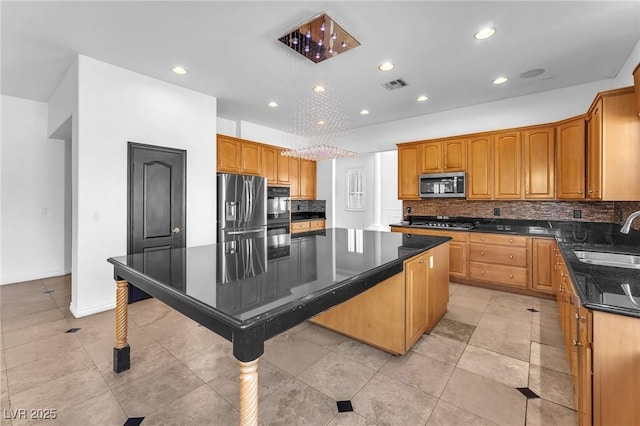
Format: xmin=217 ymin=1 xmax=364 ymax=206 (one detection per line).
xmin=620 ymin=211 xmax=640 ymax=234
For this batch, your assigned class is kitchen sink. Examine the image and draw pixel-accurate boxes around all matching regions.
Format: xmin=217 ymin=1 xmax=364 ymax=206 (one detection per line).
xmin=573 ymin=250 xmax=640 ymax=269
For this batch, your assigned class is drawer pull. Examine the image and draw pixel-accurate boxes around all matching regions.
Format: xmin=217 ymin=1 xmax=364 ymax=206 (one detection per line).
xmin=480 ymin=237 xmax=485 ymax=241
xmin=509 ymin=255 xmax=514 ymax=259
xmin=481 ymin=271 xmax=485 ymax=275
xmin=509 ymin=239 xmax=514 ymax=243
xmin=509 ymin=274 xmax=514 ymax=278
xmin=480 ymin=251 xmax=485 ymax=255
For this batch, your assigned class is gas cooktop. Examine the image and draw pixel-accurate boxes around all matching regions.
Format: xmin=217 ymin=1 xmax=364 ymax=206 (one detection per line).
xmin=411 ymin=220 xmax=476 ymax=230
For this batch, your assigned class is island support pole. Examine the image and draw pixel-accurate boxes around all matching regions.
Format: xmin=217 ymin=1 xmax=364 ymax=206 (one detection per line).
xmin=234 ymin=326 xmax=265 ymax=426
xmin=113 ymin=279 xmax=130 ymax=373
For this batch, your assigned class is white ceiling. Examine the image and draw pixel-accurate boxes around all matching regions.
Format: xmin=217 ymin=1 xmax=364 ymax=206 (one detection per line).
xmin=2 ymin=1 xmax=639 ymax=139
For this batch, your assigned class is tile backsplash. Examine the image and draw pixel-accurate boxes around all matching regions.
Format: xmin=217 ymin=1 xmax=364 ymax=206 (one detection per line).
xmin=403 ymin=199 xmax=640 ymax=226
xmin=292 ymin=200 xmax=326 ymax=213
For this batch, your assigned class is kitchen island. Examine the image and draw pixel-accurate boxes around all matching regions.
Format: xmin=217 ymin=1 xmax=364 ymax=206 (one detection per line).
xmin=107 ymin=228 xmax=449 ymax=425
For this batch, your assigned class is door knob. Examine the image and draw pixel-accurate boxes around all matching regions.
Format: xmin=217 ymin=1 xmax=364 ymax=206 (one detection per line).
xmin=171 ymin=227 xmax=181 ymax=233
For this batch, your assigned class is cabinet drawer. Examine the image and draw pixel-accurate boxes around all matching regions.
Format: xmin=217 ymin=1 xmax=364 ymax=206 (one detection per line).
xmin=291 ymin=221 xmax=310 ymax=231
xmin=469 ymin=233 xmax=528 ymax=247
xmin=469 ymin=244 xmax=528 ymax=267
xmin=408 ymin=228 xmax=468 ymax=242
xmin=309 ymin=220 xmax=325 ymax=229
xmin=469 ymin=262 xmax=528 ymax=288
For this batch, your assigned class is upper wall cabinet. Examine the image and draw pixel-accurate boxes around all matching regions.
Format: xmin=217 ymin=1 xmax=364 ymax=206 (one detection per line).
xmin=419 ymin=138 xmax=466 ymax=174
xmin=398 ymin=144 xmax=420 ymax=200
xmin=523 ymin=126 xmax=555 ymax=199
xmin=494 ymin=131 xmax=522 ymax=199
xmin=217 ymin=135 xmax=262 ymax=176
xmin=467 ymin=135 xmax=493 ymax=199
xmin=555 ymin=117 xmax=586 ymax=199
xmin=633 ymin=63 xmax=640 ymax=117
xmin=586 ymin=87 xmax=640 ymax=201
xmin=216 ymin=135 xmax=317 ymax=198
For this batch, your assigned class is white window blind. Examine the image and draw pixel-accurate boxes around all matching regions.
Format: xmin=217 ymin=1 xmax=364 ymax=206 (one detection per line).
xmin=346 ymin=168 xmax=365 ymax=211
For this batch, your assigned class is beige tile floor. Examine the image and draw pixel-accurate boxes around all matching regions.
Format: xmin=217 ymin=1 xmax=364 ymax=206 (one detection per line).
xmin=0 ymin=275 xmax=577 ymax=425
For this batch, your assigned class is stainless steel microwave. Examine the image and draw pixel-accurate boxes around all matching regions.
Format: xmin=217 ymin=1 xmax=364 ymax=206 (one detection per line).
xmin=419 ymin=172 xmax=466 ymax=198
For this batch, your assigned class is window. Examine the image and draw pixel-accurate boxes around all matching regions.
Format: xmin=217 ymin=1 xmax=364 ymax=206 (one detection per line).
xmin=346 ymin=168 xmax=365 ymax=210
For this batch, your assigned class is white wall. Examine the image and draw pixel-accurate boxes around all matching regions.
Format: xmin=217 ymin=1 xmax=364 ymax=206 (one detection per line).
xmin=379 ymin=150 xmax=403 ymax=226
xmin=316 ymin=160 xmax=335 ymax=228
xmin=1 ymin=96 xmax=68 ymax=283
xmin=331 ymin=154 xmax=375 ymax=229
xmin=69 ymin=55 xmax=217 ymax=317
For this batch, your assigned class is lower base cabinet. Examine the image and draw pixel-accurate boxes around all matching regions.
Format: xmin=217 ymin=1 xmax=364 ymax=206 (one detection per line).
xmin=311 ymin=243 xmax=449 ymax=354
xmin=291 ymin=219 xmax=325 ymax=234
xmin=555 ymin=252 xmax=640 ymax=426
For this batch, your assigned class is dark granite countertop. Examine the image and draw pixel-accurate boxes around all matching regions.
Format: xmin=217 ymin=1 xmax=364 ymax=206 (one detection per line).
xmin=108 ymin=228 xmax=450 ymax=358
xmin=391 ymin=217 xmax=640 ymax=319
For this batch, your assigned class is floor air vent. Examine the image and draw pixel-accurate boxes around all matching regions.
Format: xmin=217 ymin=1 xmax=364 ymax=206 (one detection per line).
xmin=381 ymin=78 xmax=408 ymax=90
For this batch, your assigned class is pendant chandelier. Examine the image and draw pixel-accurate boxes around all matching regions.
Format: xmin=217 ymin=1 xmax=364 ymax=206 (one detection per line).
xmin=278 ymin=12 xmax=360 ymax=161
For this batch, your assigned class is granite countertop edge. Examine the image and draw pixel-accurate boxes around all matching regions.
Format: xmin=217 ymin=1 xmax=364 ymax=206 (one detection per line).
xmin=390 ymin=219 xmax=640 ymax=319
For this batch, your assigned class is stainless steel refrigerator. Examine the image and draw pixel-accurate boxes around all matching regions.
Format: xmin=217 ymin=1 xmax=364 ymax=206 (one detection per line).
xmin=217 ymin=173 xmax=267 ymax=242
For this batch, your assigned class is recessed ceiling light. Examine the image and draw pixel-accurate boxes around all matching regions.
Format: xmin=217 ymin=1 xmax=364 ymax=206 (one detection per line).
xmin=171 ymin=66 xmax=188 ymax=75
xmin=474 ymin=27 xmax=496 ymax=40
xmin=416 ymin=95 xmax=429 ymax=102
xmin=313 ymin=85 xmax=326 ymax=93
xmin=268 ymin=101 xmax=278 ymax=108
xmin=492 ymin=76 xmax=509 ymax=85
xmin=360 ymin=109 xmax=370 ymax=115
xmin=378 ymin=62 xmax=394 ymax=71
xmin=318 ymin=120 xmax=326 ymax=125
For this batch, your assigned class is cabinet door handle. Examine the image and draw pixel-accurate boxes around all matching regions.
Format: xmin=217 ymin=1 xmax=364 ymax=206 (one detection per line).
xmin=480 ymin=237 xmax=485 ymax=241
xmin=575 ymin=313 xmax=586 ymax=320
xmin=480 ymin=251 xmax=485 ymax=255
xmin=573 ymin=340 xmax=582 ymax=347
xmin=509 ymin=255 xmax=514 ymax=259
xmin=419 ymin=259 xmax=425 ymax=264
xmin=509 ymin=239 xmax=514 ymax=243
xmin=481 ymin=270 xmax=485 ymax=275
xmin=509 ymin=274 xmax=514 ymax=278
xmin=578 ymin=190 xmax=583 ymax=194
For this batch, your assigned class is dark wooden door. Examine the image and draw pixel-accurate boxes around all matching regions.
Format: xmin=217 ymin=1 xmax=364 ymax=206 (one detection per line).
xmin=128 ymin=142 xmax=186 ymax=302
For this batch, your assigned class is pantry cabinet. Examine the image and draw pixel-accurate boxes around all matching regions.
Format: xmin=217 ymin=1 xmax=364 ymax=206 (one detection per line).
xmin=288 ymin=157 xmax=300 ymax=198
xmin=523 ymin=127 xmax=555 ymax=199
xmin=586 ymin=87 xmax=640 ymax=200
xmin=467 ymin=135 xmax=493 ymax=199
xmin=299 ymin=159 xmax=317 ymax=200
xmin=555 ymin=117 xmax=586 ymax=199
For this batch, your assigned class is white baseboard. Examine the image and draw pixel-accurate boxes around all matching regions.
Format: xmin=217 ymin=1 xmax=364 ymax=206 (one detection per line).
xmin=69 ymin=301 xmax=116 ymax=318
xmin=1 ymin=269 xmax=71 ymax=285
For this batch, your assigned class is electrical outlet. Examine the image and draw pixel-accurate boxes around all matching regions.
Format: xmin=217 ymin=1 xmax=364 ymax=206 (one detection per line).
xmin=407 ymin=206 xmax=412 ymax=214
xmin=493 ymin=208 xmax=501 ymax=216
xmin=573 ymin=209 xmax=582 ymax=219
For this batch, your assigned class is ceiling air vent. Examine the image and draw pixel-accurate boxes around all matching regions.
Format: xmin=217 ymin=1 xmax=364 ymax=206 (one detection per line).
xmin=381 ymin=78 xmax=408 ymax=90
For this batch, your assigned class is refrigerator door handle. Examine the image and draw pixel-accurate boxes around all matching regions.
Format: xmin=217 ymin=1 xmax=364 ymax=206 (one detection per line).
xmin=227 ymin=229 xmax=264 ymax=235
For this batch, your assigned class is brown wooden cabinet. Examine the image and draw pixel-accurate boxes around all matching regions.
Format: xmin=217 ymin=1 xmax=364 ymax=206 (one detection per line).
xmin=555 ymin=117 xmax=586 ymax=199
xmin=443 ymin=138 xmax=467 ymax=172
xmin=310 ymin=243 xmax=449 ymax=355
xmin=531 ymin=238 xmax=556 ymax=293
xmin=468 ymin=233 xmax=529 ymax=288
xmin=277 ymin=152 xmax=291 ymax=184
xmin=467 ymin=135 xmax=493 ymax=199
xmin=419 ymin=138 xmax=466 ymax=174
xmin=586 ymin=88 xmax=640 ymax=200
xmin=261 ymin=146 xmax=278 ymax=183
xmin=291 ymin=219 xmax=325 ymax=234
xmin=288 ymin=157 xmax=300 ymax=198
xmin=523 ymin=126 xmax=555 ymax=199
xmin=398 ymin=144 xmax=420 ymax=199
xmin=217 ymin=135 xmax=242 ymax=173
xmin=216 ymin=134 xmax=261 ymax=176
xmin=494 ymin=131 xmax=522 ymax=199
xmin=299 ymin=159 xmax=317 ymax=200
xmin=633 ymin=63 xmax=640 ymax=117
xmin=390 ymin=227 xmax=467 ymax=280
xmin=420 ymin=141 xmax=442 ymax=173
xmin=405 ymin=251 xmax=429 ymax=349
